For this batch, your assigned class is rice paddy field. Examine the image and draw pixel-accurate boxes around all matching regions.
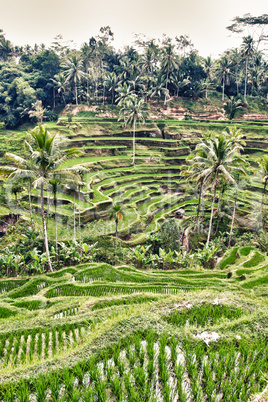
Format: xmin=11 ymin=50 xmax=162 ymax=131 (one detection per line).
xmin=2 ymin=115 xmax=268 ymax=243
xmin=0 ymin=245 xmax=267 ymax=401
xmin=0 ymin=111 xmax=268 ymax=400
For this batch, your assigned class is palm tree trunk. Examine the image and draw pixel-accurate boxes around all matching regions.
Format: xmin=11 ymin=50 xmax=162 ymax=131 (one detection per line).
xmin=115 ymin=219 xmax=118 ymax=247
xmin=215 ymin=189 xmax=223 ymax=235
xmin=62 ymin=92 xmax=66 ymax=106
xmin=28 ymin=179 xmax=33 ymax=226
xmin=53 ymin=186 xmax=58 ymax=257
xmin=244 ymin=57 xmax=248 ymax=101
xmin=46 ymin=189 xmax=50 ymax=230
xmin=73 ymin=188 xmax=76 ymax=241
xmin=228 ymin=186 xmax=237 ymax=247
xmin=196 ymin=180 xmax=203 ymax=233
xmin=78 ymin=184 xmax=81 ymax=245
xmin=164 ymin=71 xmax=169 ymax=105
xmin=132 ymin=118 xmax=136 ymax=165
xmin=222 ymin=76 xmax=225 ymax=101
xmin=53 ymin=86 xmax=56 ymax=109
xmin=40 ymin=181 xmax=53 ymax=272
xmin=206 ymin=181 xmax=217 ymax=248
xmin=261 ymin=180 xmax=267 ymax=228
xmin=75 ymin=84 xmax=78 ymax=105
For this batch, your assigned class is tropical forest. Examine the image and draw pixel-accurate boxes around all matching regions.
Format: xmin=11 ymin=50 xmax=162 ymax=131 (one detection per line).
xmin=0 ymin=13 xmax=267 ymax=401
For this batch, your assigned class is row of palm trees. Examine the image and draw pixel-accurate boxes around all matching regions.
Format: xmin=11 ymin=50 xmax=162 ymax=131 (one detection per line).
xmin=185 ymin=127 xmax=268 ymax=248
xmin=0 ymin=125 xmax=87 ymax=272
xmin=50 ymin=35 xmax=267 ymax=107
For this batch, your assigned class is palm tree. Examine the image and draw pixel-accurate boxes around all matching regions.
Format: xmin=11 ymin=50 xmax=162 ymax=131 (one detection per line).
xmin=258 ymin=155 xmax=268 ymax=228
xmin=161 ymin=43 xmax=179 ymax=104
xmin=203 ymin=56 xmax=214 ymax=99
xmin=0 ymin=37 xmax=13 ymax=61
xmin=241 ymin=36 xmax=255 ymax=101
xmin=109 ymin=202 xmax=124 ymax=246
xmin=194 ymin=135 xmax=246 ymax=248
xmin=115 ymin=83 xmax=134 ymax=106
xmin=104 ymin=72 xmax=121 ymax=104
xmin=215 ymin=56 xmax=231 ymax=101
xmin=148 ymin=73 xmax=168 ymax=102
xmin=118 ymin=94 xmax=148 ymax=165
xmin=51 ymin=73 xmax=68 ymax=106
xmin=224 ymin=96 xmax=243 ymax=120
xmin=0 ymin=125 xmax=84 ymax=272
xmin=182 ymin=146 xmax=209 ymax=233
xmin=61 ymin=55 xmax=85 ymax=105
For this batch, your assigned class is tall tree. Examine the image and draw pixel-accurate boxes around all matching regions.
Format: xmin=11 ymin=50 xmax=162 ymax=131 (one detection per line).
xmin=203 ymin=56 xmax=214 ymax=98
xmin=61 ymin=55 xmax=85 ymax=105
xmin=194 ymin=135 xmax=246 ymax=248
xmin=0 ymin=125 xmax=83 ymax=272
xmin=109 ymin=202 xmax=124 ymax=246
xmin=241 ymin=36 xmax=255 ymax=100
xmin=215 ymin=56 xmax=231 ymax=101
xmin=51 ymin=73 xmax=68 ymax=106
xmin=104 ymin=72 xmax=121 ymax=104
xmin=119 ymin=94 xmax=148 ymax=165
xmin=160 ymin=43 xmax=179 ymax=104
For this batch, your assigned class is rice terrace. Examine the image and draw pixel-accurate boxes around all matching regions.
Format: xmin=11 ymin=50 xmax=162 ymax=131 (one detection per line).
xmin=0 ymin=15 xmax=268 ymax=402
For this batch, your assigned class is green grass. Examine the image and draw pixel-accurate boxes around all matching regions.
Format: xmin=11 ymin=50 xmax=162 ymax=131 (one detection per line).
xmin=243 ymin=251 xmax=265 ymax=268
xmin=218 ymin=247 xmax=239 ymax=270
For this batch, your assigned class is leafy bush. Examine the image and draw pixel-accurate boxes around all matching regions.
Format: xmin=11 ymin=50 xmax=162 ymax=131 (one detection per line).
xmin=157 ymin=219 xmax=181 ymax=252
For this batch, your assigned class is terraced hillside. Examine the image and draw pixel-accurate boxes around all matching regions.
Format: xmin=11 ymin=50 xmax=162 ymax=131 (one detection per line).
xmin=2 ymin=114 xmax=267 ymax=244
xmin=0 ymin=246 xmax=267 ymax=401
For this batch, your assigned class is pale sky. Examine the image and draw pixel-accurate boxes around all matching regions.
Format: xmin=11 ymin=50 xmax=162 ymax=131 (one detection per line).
xmin=0 ymin=0 xmax=267 ymax=57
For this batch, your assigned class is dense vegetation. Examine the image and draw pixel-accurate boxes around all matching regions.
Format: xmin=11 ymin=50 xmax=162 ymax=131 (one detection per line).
xmin=0 ymin=13 xmax=267 ymax=401
xmin=0 ymin=14 xmax=267 ymax=128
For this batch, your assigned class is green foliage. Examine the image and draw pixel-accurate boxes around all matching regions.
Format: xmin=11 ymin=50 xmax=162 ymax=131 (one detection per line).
xmin=0 ymin=306 xmax=17 ymax=318
xmin=92 ymin=295 xmax=158 ymax=310
xmin=243 ymin=251 xmax=265 ymax=268
xmin=158 ymin=218 xmax=181 ymax=252
xmin=13 ymin=300 xmax=42 ymax=310
xmin=219 ymin=247 xmax=239 ymax=269
xmin=239 ymin=246 xmax=254 ymax=256
xmin=165 ymin=303 xmax=245 ymax=327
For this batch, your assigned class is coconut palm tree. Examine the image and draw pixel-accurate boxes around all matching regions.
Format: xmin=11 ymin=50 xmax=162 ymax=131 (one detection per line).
xmin=118 ymin=94 xmax=148 ymax=165
xmin=203 ymin=56 xmax=214 ymax=99
xmin=182 ymin=146 xmax=209 ymax=233
xmin=0 ymin=36 xmax=13 ymax=61
xmin=61 ymin=55 xmax=85 ymax=105
xmin=161 ymin=43 xmax=179 ymax=104
xmin=241 ymin=36 xmax=255 ymax=100
xmin=51 ymin=73 xmax=68 ymax=106
xmin=104 ymin=72 xmax=121 ymax=104
xmin=215 ymin=56 xmax=231 ymax=101
xmin=148 ymin=73 xmax=169 ymax=102
xmin=0 ymin=125 xmax=84 ymax=272
xmin=224 ymin=96 xmax=243 ymax=120
xmin=194 ymin=135 xmax=246 ymax=248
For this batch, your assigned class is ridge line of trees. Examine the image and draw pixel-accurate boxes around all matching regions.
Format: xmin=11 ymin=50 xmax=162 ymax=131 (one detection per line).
xmin=0 ymin=15 xmax=267 ymax=128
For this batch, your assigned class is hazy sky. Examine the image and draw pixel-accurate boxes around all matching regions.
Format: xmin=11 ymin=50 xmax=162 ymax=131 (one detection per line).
xmin=1 ymin=0 xmax=267 ymax=57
